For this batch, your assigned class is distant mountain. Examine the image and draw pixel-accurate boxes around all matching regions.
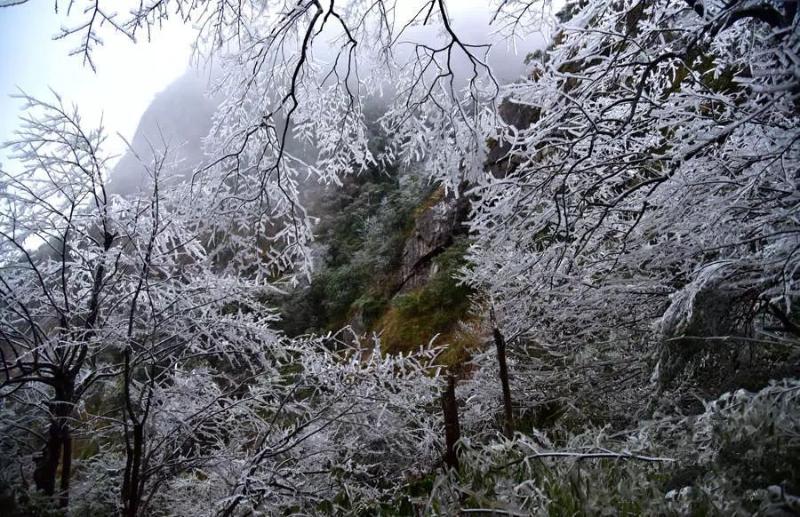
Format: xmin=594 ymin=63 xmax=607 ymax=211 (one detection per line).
xmin=108 ymin=72 xmax=218 ymax=195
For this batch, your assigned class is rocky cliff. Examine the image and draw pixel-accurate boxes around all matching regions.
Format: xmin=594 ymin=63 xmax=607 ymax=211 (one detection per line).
xmin=108 ymin=73 xmax=217 ymax=195
xmin=396 ymin=187 xmax=469 ymax=293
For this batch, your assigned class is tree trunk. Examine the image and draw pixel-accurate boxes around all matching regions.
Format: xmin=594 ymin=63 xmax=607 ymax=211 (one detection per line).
xmin=493 ymin=326 xmax=514 ymax=439
xmin=59 ymin=426 xmax=72 ymax=509
xmin=33 ymin=422 xmax=62 ymax=496
xmin=441 ymin=374 xmax=461 ymax=471
xmin=33 ymin=379 xmax=74 ymax=507
xmin=122 ymin=422 xmax=145 ymax=517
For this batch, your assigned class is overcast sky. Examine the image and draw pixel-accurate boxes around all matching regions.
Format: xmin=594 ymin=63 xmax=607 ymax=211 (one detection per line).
xmin=0 ymin=2 xmax=198 ymax=162
xmin=0 ymin=1 xmax=547 ymax=168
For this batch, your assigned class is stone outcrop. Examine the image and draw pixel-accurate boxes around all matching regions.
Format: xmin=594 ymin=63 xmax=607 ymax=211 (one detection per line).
xmin=656 ymin=262 xmax=757 ymax=393
xmin=485 ymin=100 xmax=539 ymax=179
xmin=395 ymin=188 xmax=468 ymax=293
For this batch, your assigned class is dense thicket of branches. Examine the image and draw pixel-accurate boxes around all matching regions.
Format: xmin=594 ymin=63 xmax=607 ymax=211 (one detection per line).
xmin=1 ymin=0 xmax=798 ymax=515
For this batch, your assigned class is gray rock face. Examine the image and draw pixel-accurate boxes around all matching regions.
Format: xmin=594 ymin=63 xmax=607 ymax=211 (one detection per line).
xmin=396 ymin=188 xmax=467 ymax=293
xmin=656 ymin=262 xmax=756 ymax=392
xmin=108 ymin=72 xmax=218 ymax=195
xmin=485 ymin=100 xmax=539 ymax=179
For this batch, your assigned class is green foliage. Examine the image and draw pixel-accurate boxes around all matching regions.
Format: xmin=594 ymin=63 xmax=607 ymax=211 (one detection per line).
xmin=378 ymin=238 xmax=476 ymax=359
xmin=351 ymin=292 xmax=391 ymax=329
xmin=0 ymin=486 xmax=67 ymax=517
xmin=272 ymin=168 xmax=430 ymax=335
xmin=269 ymin=142 xmax=478 ymax=368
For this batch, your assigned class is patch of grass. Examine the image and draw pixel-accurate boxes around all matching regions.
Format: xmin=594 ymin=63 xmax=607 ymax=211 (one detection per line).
xmin=376 ymin=238 xmax=477 ymax=365
xmin=435 ymin=321 xmax=483 ymax=366
xmin=351 ymin=291 xmax=391 ymax=330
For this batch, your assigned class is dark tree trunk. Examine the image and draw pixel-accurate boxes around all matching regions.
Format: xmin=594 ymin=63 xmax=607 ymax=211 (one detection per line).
xmin=493 ymin=326 xmax=514 ymax=439
xmin=441 ymin=374 xmax=461 ymax=471
xmin=33 ymin=423 xmax=62 ymax=496
xmin=122 ymin=423 xmax=146 ymax=517
xmin=33 ymin=378 xmax=75 ymax=507
xmin=122 ymin=350 xmax=147 ymax=517
xmin=59 ymin=426 xmax=72 ymax=509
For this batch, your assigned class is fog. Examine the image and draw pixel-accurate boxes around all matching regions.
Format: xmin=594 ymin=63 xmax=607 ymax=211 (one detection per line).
xmin=107 ymin=2 xmax=549 ymax=192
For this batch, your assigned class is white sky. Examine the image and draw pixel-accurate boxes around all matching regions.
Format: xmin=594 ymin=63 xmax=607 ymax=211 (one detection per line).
xmin=0 ymin=1 xmax=198 ymax=163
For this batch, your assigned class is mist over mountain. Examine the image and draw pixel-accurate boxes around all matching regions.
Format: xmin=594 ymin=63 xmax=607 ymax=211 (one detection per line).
xmin=108 ymin=4 xmax=544 ymax=197
xmin=108 ymin=72 xmax=218 ymax=195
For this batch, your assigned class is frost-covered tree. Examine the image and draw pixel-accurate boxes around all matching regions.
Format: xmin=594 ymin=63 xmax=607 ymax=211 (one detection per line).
xmin=0 ymin=92 xmax=280 ymax=512
xmin=0 ymin=93 xmax=140 ymax=508
xmin=2 ymin=0 xmax=799 ymax=515
xmin=1 ymin=0 xmax=508 ymax=280
xmin=0 ymin=92 xmax=446 ymax=516
xmin=468 ymin=0 xmax=800 ymax=388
